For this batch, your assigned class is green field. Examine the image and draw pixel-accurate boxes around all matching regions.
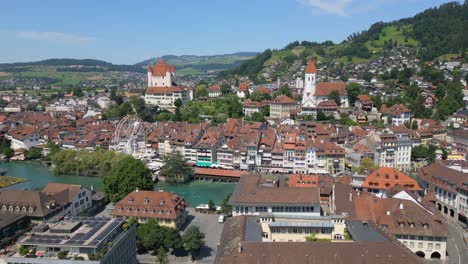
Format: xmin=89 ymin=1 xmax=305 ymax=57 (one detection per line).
xmin=0 ymin=67 xmax=106 ymax=86
xmin=365 ymin=25 xmax=418 ymax=51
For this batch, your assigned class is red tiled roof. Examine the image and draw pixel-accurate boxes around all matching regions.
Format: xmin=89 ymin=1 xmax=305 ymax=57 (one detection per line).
xmin=112 ymin=190 xmax=187 ymax=220
xmin=238 ymin=82 xmax=249 ymax=91
xmin=208 ymin=85 xmax=221 ymax=92
xmin=288 ymin=174 xmax=319 ymax=188
xmin=305 ymin=60 xmax=317 ymax=73
xmin=315 ymin=82 xmax=346 ymax=96
xmin=145 ymin=86 xmax=185 ymax=94
xmin=271 ymin=95 xmax=295 ymax=104
xmin=362 ymin=167 xmax=422 ymax=191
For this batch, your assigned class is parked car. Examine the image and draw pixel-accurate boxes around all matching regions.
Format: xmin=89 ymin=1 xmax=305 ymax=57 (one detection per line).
xmin=218 ymin=215 xmax=225 ymax=223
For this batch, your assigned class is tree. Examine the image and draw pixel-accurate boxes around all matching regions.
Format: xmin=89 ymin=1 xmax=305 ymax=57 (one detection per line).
xmin=24 ymin=148 xmax=42 ymax=160
xmin=411 ymin=120 xmax=419 ymax=130
xmin=346 ymin=83 xmax=362 ymax=106
xmin=195 ymin=85 xmax=208 ymax=98
xmin=274 ymin=84 xmax=291 ymax=98
xmin=250 ymin=112 xmax=266 ymax=122
xmin=103 ymin=156 xmax=153 ymax=203
xmin=352 ymin=158 xmax=378 ymax=174
xmin=182 ymin=226 xmax=205 ymax=261
xmin=328 ymin=90 xmax=341 ymax=106
xmin=261 ymin=105 xmax=270 ymax=117
xmin=157 ymin=247 xmax=169 ymax=264
xmin=174 ymin=98 xmax=183 ymax=108
xmin=73 ymin=87 xmax=84 ymax=97
xmin=159 ymin=151 xmax=194 ymax=183
xmin=411 ymin=145 xmax=429 ymax=160
xmin=249 ymin=91 xmax=270 ymax=102
xmin=221 ymin=193 xmax=232 ymax=215
xmin=208 ymin=200 xmax=215 ymax=211
xmin=220 ymin=83 xmax=231 ymax=95
xmin=316 ymin=110 xmax=328 ymax=121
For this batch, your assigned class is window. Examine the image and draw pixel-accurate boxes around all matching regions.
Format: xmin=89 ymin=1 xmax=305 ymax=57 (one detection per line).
xmin=409 ymin=242 xmax=414 ymax=248
xmin=118 ymin=207 xmax=122 ymax=212
xmin=435 ymin=243 xmax=440 ymax=250
xmin=428 ymin=243 xmax=433 ymax=250
xmin=28 ymin=207 xmax=34 ymax=213
xmin=133 ymin=208 xmax=138 ymax=212
xmin=418 ymin=242 xmax=423 ymax=249
xmin=126 ymin=207 xmax=130 ymax=212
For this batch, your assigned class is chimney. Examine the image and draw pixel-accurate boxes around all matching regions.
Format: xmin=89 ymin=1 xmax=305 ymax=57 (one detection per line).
xmin=386 ymin=210 xmax=390 ymax=216
xmin=349 ymin=192 xmax=353 ymax=202
xmin=237 ymin=242 xmax=242 ymax=253
xmin=135 ymin=188 xmax=139 ymax=193
xmin=399 ymin=203 xmax=403 ymax=210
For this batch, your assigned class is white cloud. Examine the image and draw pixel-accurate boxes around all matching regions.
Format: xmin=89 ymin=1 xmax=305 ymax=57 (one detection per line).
xmin=15 ymin=31 xmax=95 ymax=44
xmin=299 ymin=0 xmax=352 ymax=16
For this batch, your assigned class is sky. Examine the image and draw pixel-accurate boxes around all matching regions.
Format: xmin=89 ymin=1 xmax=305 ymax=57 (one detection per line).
xmin=0 ymin=0 xmax=455 ymax=64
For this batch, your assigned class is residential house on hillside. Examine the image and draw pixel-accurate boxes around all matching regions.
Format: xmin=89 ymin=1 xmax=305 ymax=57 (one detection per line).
xmin=208 ymin=85 xmax=222 ymax=98
xmin=380 ymin=104 xmax=412 ymax=125
xmin=359 ymin=167 xmax=422 ymax=198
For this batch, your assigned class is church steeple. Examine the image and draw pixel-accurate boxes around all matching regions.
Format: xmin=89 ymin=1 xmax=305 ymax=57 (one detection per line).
xmin=302 ymin=60 xmax=317 ymax=106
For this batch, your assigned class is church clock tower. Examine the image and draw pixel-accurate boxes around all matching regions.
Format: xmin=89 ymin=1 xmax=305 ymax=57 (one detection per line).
xmin=302 ymin=60 xmax=317 ymax=106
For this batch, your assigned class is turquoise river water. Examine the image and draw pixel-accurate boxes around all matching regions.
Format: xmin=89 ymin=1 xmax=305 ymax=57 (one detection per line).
xmin=0 ymin=161 xmax=236 ymax=206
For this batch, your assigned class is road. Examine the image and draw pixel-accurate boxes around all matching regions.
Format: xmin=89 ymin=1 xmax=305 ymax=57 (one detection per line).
xmin=444 ymin=219 xmax=468 ymax=264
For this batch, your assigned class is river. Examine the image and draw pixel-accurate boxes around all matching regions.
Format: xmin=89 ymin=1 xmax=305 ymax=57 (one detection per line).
xmin=0 ymin=161 xmax=236 ymax=206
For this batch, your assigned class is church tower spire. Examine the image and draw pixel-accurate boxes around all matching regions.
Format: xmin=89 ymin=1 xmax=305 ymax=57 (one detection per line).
xmin=302 ymin=60 xmax=317 ymax=106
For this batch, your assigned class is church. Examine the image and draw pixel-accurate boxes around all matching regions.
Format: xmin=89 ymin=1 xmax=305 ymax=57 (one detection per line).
xmin=144 ymin=60 xmax=192 ymax=110
xmin=301 ymin=60 xmax=348 ymax=115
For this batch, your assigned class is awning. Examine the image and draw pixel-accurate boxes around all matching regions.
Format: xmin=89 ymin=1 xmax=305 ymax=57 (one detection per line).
xmin=195 ymin=161 xmax=211 ymax=167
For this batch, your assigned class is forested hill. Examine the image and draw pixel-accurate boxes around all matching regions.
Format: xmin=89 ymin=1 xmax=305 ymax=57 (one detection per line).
xmin=0 ymin=59 xmax=145 ymax=73
xmin=135 ymin=52 xmax=257 ymax=76
xmin=224 ymin=1 xmax=467 ymax=83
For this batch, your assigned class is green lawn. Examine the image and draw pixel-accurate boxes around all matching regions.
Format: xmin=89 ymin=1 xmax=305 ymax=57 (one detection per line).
xmin=365 ymin=25 xmax=418 ymax=51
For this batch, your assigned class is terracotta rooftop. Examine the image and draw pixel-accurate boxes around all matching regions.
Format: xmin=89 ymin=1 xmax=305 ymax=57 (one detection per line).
xmin=145 ymin=86 xmax=185 ymax=94
xmin=315 ymin=82 xmax=346 ymax=96
xmin=271 ymin=95 xmax=296 ymax=104
xmin=305 ymin=59 xmax=317 ymax=74
xmin=112 ymin=190 xmax=187 ymax=220
xmin=362 ymin=167 xmax=422 ymax=191
xmin=147 ymin=60 xmax=175 ymax=76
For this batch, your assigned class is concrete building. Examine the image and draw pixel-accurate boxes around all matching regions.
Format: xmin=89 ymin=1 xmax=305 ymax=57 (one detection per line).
xmin=6 ymin=125 xmax=41 ymax=150
xmin=6 ymin=217 xmax=137 ymax=264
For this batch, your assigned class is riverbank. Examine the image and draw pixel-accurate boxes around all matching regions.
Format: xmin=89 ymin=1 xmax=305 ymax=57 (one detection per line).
xmin=0 ymin=161 xmax=237 ymax=205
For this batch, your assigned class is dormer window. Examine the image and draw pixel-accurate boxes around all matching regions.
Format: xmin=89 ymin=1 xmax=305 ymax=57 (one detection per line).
xmin=376 ymin=173 xmax=380 ymax=179
xmin=118 ymin=207 xmax=122 ymax=212
xmin=142 ymin=208 xmax=147 ymax=213
xmin=399 ymin=222 xmax=405 ymax=227
xmin=133 ymin=208 xmax=138 ymax=212
xmin=409 ymin=223 xmax=415 ymax=228
xmin=1 ymin=205 xmax=6 ymax=211
xmin=166 ymin=209 xmax=171 ymax=214
xmin=22 ymin=207 xmax=27 ymax=212
xmin=144 ymin=198 xmax=149 ymax=204
xmin=15 ymin=206 xmax=20 ymax=212
xmin=28 ymin=207 xmax=34 ymax=213
xmin=158 ymin=209 xmax=162 ymax=214
xmin=129 ymin=198 xmax=134 ymax=203
xmin=159 ymin=199 xmax=165 ymax=205
xmin=126 ymin=207 xmax=130 ymax=212
xmin=395 ymin=174 xmax=399 ymax=180
xmin=385 ymin=173 xmax=389 ymax=179
xmin=150 ymin=209 xmax=155 ymax=214
xmin=423 ymin=224 xmax=428 ymax=229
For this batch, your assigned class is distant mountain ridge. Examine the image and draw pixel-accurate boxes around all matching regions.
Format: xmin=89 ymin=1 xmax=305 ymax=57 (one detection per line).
xmin=135 ymin=52 xmax=258 ymax=76
xmin=0 ymin=58 xmax=145 ymax=73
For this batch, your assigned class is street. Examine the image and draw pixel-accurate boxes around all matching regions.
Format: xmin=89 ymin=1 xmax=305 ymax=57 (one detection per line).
xmin=444 ymin=219 xmax=468 ymax=264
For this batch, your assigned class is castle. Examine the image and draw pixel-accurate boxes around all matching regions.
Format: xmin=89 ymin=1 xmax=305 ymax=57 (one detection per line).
xmin=144 ymin=60 xmax=191 ymax=110
xmin=301 ymin=60 xmax=348 ymax=115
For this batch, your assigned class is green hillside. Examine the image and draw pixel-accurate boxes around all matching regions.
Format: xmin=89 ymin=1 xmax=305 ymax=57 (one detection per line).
xmin=225 ymin=1 xmax=467 ymax=83
xmin=136 ymin=52 xmax=257 ymax=76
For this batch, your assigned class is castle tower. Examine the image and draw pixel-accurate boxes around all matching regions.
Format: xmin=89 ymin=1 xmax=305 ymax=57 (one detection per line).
xmin=147 ymin=60 xmax=176 ymax=87
xmin=302 ymin=60 xmax=317 ymax=106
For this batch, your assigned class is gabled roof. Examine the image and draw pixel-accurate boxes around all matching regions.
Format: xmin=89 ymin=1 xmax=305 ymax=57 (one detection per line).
xmin=147 ymin=60 xmax=175 ymax=76
xmin=315 ymin=82 xmax=346 ymax=96
xmin=145 ymin=86 xmax=185 ymax=94
xmin=271 ymin=95 xmax=295 ymax=104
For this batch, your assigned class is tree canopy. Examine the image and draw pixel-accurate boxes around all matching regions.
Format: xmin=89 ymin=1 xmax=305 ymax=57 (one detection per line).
xmin=182 ymin=226 xmax=205 ymax=260
xmin=103 ymin=156 xmax=153 ymax=202
xmin=159 ymin=151 xmax=194 ymax=183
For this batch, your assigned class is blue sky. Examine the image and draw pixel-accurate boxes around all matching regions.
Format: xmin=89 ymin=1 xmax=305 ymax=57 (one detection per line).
xmin=0 ymin=0 xmax=454 ymax=64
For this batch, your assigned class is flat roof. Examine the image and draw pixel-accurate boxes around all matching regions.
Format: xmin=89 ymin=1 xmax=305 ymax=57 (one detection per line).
xmin=19 ymin=217 xmax=125 ymax=248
